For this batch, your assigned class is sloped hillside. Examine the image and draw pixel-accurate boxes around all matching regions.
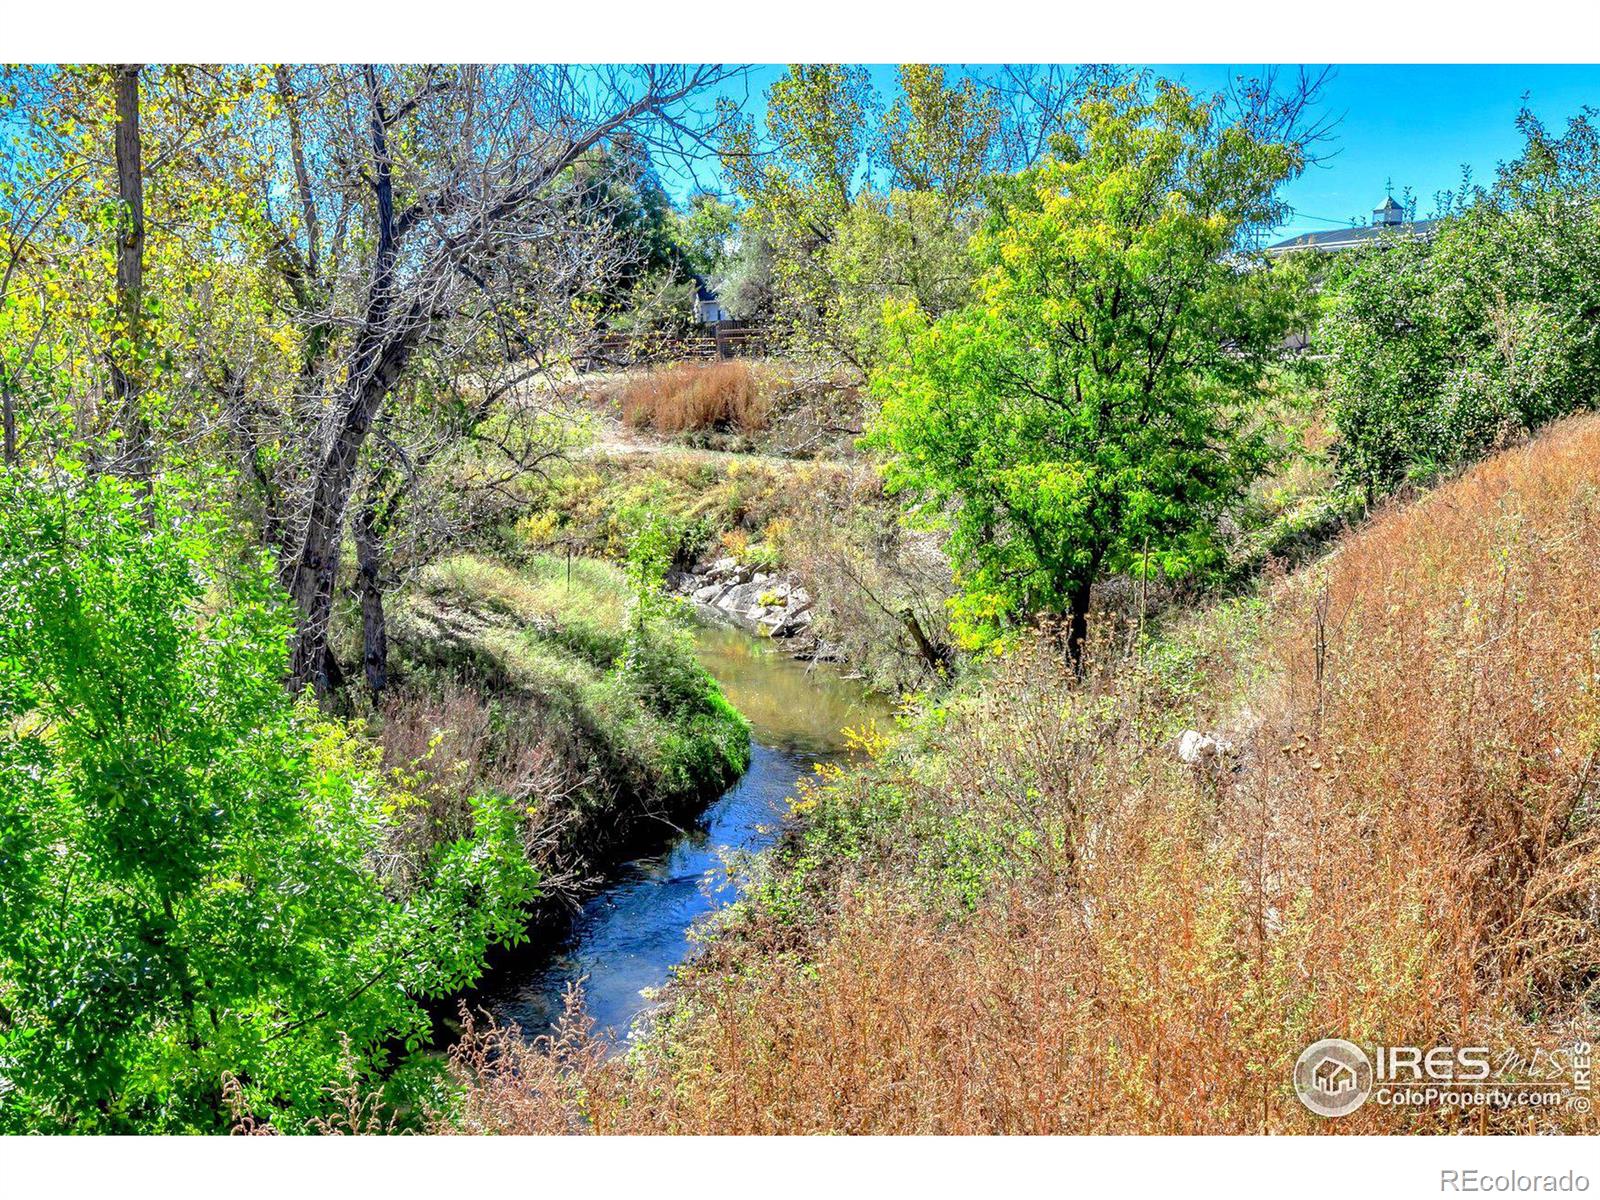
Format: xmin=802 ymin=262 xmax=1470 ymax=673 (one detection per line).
xmin=442 ymin=413 xmax=1600 ymax=1135
xmin=388 ymin=553 xmax=750 ymax=861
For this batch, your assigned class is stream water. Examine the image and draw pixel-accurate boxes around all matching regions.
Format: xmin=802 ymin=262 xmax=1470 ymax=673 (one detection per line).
xmin=471 ymin=619 xmax=891 ymax=1045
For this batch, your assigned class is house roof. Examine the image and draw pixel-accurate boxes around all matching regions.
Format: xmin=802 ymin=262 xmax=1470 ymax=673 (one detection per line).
xmin=1264 ymin=218 xmax=1439 ymax=255
xmin=693 ymin=275 xmax=719 ymax=303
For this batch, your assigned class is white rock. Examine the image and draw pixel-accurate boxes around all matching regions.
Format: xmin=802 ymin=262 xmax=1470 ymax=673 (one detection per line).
xmin=1178 ymin=730 xmax=1227 ymax=765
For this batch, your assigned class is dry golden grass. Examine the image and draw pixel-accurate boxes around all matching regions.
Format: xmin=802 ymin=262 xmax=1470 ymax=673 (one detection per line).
xmin=437 ymin=997 xmax=606 ymax=1135
xmin=443 ymin=413 xmax=1600 ymax=1134
xmin=619 ymin=361 xmax=770 ymax=435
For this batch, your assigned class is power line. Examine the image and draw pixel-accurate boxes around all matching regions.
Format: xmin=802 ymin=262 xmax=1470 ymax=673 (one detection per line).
xmin=1288 ymin=210 xmax=1362 ymax=227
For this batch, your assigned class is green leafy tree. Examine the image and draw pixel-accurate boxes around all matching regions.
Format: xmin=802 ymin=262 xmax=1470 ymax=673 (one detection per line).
xmin=722 ymin=64 xmax=876 ymax=237
xmin=881 ymin=64 xmax=1002 ymax=206
xmin=0 ymin=474 xmax=538 ymax=1132
xmin=572 ymin=138 xmax=693 ymax=307
xmin=1322 ymin=107 xmax=1600 ymax=500
xmin=621 ymin=506 xmax=678 ymax=655
xmin=722 ymin=65 xmax=1000 ymax=369
xmin=828 ymin=188 xmax=979 ymax=367
xmin=675 ymin=192 xmax=738 ymax=278
xmin=720 ymin=65 xmax=876 ymax=359
xmin=712 ymin=225 xmax=776 ymax=320
xmin=865 ymin=81 xmax=1305 ymax=666
xmin=0 ymin=65 xmax=283 ymax=490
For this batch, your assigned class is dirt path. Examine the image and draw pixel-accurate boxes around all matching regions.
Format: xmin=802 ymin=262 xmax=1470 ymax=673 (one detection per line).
xmin=583 ymin=415 xmax=858 ymax=474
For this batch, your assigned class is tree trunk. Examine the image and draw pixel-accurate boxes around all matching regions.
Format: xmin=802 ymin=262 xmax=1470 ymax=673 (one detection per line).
xmin=284 ymin=71 xmax=411 ymax=696
xmin=1066 ymin=579 xmax=1093 ymax=677
xmin=276 ymin=65 xmax=683 ymax=697
xmin=109 ymin=64 xmax=150 ymax=493
xmin=2 ymin=375 xmax=14 ymax=464
xmin=899 ymin=606 xmax=951 ymax=676
xmin=283 ymin=366 xmax=405 ymax=694
xmin=354 ymin=497 xmax=388 ymax=699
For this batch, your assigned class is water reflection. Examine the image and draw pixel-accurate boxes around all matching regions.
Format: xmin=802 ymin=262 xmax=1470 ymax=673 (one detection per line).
xmin=688 ymin=621 xmax=888 ymax=755
xmin=474 ymin=619 xmax=891 ymax=1043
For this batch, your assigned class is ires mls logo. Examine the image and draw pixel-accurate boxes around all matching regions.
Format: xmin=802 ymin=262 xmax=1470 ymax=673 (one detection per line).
xmin=1293 ymin=1038 xmax=1580 ymax=1118
xmin=1294 ymin=1038 xmax=1374 ymax=1117
xmin=1293 ymin=1039 xmax=1494 ymax=1117
xmin=1373 ymin=1044 xmax=1492 ymax=1083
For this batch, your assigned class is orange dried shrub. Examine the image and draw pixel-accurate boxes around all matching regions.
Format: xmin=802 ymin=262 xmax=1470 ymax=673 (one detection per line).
xmin=437 ymin=996 xmax=604 ymax=1135
xmin=1254 ymin=412 xmax=1600 ymax=1057
xmin=442 ymin=413 xmax=1600 ymax=1134
xmin=619 ymin=360 xmax=769 ymax=434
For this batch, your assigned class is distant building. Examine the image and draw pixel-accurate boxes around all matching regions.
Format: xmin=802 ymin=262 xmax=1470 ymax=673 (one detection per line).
xmin=1265 ymin=195 xmax=1439 ymax=256
xmin=692 ymin=276 xmax=728 ymax=325
xmin=1268 ymin=194 xmax=1441 ymax=352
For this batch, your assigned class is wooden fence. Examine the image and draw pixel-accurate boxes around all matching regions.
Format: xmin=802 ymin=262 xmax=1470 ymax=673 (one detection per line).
xmin=581 ymin=322 xmax=769 ymax=371
xmin=692 ymin=323 xmax=768 ymax=361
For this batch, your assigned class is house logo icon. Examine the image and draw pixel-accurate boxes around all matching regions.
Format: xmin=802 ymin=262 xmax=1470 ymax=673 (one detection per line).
xmin=1294 ymin=1038 xmax=1374 ymax=1117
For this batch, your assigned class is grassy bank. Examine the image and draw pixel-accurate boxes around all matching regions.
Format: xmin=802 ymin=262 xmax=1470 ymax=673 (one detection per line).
xmin=440 ymin=412 xmax=1600 ymax=1134
xmin=384 ymin=552 xmax=750 ymax=872
xmin=522 ymin=359 xmax=1342 ymax=698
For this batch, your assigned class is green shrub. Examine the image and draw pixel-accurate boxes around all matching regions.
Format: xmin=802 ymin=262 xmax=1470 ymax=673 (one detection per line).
xmin=1321 ymin=110 xmax=1600 ymax=499
xmin=400 ymin=551 xmax=749 ymax=815
xmin=0 ymin=476 xmax=538 ymax=1132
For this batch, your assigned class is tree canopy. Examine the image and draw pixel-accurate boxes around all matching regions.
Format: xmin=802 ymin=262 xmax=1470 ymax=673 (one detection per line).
xmin=1321 ymin=106 xmax=1600 ymax=500
xmin=866 ymin=81 xmax=1308 ymax=661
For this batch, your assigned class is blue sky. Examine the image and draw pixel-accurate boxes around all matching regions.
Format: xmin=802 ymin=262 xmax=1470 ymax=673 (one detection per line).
xmin=1172 ymin=65 xmax=1600 ymax=237
xmin=704 ymin=64 xmax=1600 ymax=241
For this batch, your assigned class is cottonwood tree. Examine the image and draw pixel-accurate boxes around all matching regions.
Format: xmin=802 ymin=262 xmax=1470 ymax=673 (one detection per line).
xmin=209 ymin=64 xmax=733 ymax=695
xmin=721 ymin=64 xmax=1005 ymax=372
xmin=1 ymin=67 xmax=159 ymax=471
xmin=341 ymin=229 xmax=618 ymax=698
xmin=0 ymin=64 xmax=283 ymax=493
xmin=718 ymin=64 xmax=877 ymax=364
xmin=107 ymin=64 xmax=150 ymax=493
xmin=0 ymin=113 xmax=66 ymax=467
xmin=866 ymin=80 xmax=1311 ymax=669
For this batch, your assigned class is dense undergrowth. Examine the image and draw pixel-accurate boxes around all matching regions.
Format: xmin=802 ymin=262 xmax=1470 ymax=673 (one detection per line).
xmin=439 ymin=413 xmax=1600 ymax=1134
xmin=597 ymin=359 xmax=867 ymax=459
xmin=385 ymin=552 xmax=751 ymax=863
xmin=0 ymin=477 xmax=539 ymax=1133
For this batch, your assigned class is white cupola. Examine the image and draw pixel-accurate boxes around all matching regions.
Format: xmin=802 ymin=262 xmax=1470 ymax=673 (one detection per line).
xmin=1372 ymin=195 xmax=1406 ymax=227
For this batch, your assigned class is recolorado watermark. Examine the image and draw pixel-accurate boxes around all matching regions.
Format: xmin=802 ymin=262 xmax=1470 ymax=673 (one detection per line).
xmin=1440 ymin=1170 xmax=1590 ymax=1193
xmin=1293 ymin=1037 xmax=1592 ymax=1119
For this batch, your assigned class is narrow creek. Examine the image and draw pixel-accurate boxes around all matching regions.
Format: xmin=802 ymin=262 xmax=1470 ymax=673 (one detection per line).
xmin=469 ymin=618 xmax=892 ymax=1045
